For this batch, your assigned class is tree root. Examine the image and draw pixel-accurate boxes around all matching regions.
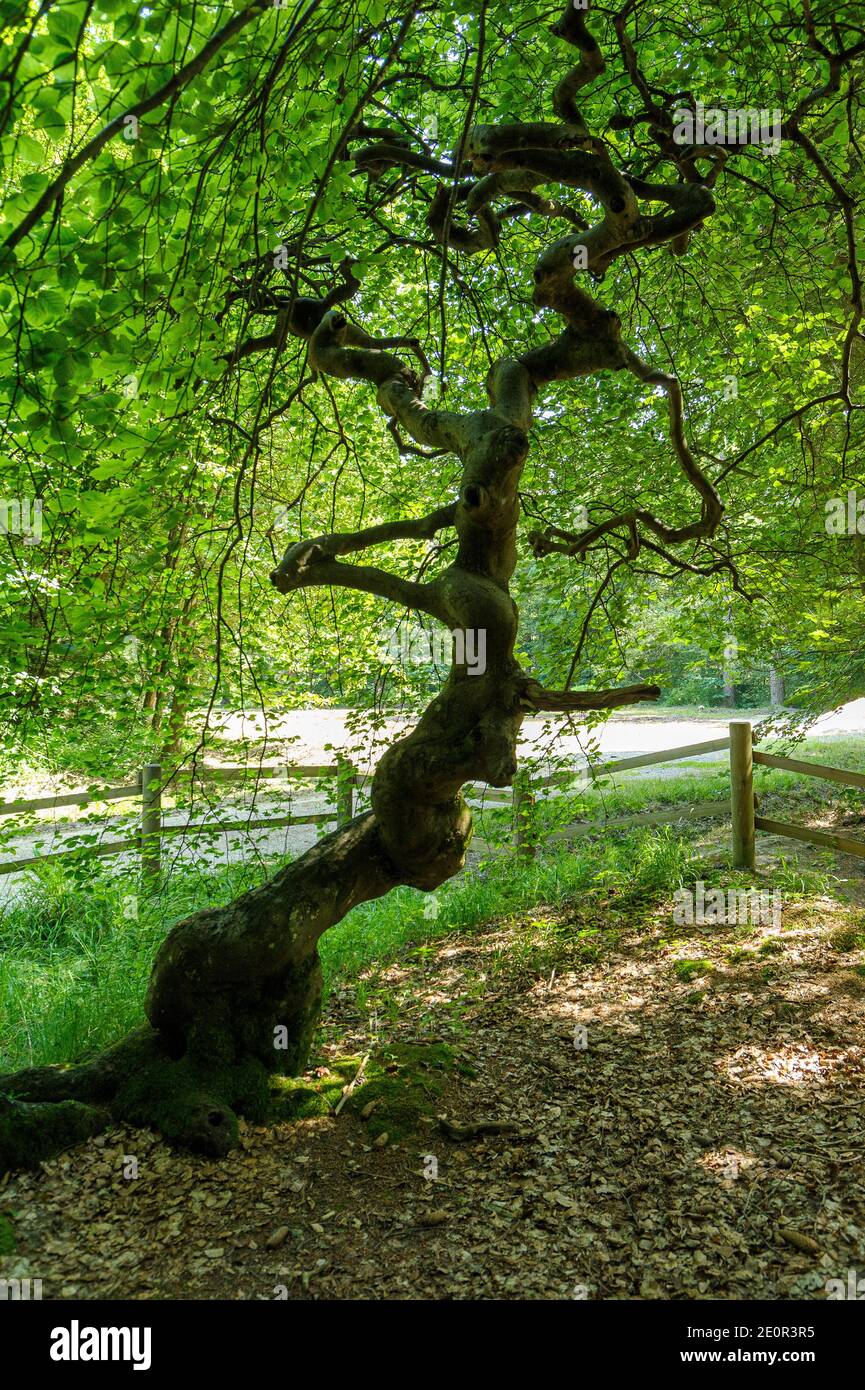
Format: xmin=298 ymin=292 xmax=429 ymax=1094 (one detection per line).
xmin=0 ymin=1094 xmax=110 ymax=1172
xmin=0 ymin=1025 xmax=277 ymax=1167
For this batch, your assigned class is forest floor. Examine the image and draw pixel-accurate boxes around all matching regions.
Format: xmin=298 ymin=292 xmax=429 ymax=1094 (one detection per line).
xmin=2 ymin=835 xmax=865 ymax=1301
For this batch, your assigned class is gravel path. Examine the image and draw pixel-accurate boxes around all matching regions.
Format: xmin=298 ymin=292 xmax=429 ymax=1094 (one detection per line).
xmin=2 ymin=701 xmax=863 ymax=906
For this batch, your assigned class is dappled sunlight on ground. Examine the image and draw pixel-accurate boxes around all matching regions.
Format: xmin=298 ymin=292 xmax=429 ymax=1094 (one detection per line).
xmin=699 ymin=1147 xmax=761 ymax=1185
xmin=719 ymin=1043 xmax=844 ymax=1088
xmin=4 ymin=868 xmax=865 ymax=1299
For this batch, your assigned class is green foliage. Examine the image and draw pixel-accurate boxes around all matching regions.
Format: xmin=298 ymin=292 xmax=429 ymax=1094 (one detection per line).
xmin=0 ymin=0 xmax=861 ymax=774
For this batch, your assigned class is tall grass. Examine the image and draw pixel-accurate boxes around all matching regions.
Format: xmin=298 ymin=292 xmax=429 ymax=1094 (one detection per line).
xmin=0 ymin=827 xmax=699 ymax=1074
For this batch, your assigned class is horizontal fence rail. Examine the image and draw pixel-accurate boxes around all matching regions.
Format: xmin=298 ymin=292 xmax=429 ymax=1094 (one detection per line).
xmin=753 ymin=750 xmax=865 ymax=791
xmin=3 ymin=839 xmax=140 ymax=875
xmin=738 ymin=723 xmax=865 ymax=866
xmin=0 ymin=761 xmax=354 ymax=880
xmin=0 ymin=783 xmax=141 ymax=816
xmin=753 ymin=816 xmax=865 ymax=860
xmin=591 ymin=736 xmax=731 ymax=776
xmin=551 ymin=800 xmax=732 ymax=844
xmin=0 ymin=722 xmax=862 ymax=882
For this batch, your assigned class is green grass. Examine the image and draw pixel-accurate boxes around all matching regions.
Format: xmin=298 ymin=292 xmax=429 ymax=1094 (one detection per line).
xmin=0 ymin=826 xmax=701 ymax=1075
xmin=0 ymin=859 xmax=263 ymax=1073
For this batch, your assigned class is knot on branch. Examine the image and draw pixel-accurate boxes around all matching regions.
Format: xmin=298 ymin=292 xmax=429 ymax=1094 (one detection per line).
xmin=483 ymin=423 xmax=530 ymax=473
xmin=270 ymin=539 xmax=326 ymax=592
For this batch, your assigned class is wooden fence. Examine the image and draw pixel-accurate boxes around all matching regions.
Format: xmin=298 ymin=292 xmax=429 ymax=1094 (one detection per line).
xmin=0 ymin=757 xmax=359 ymax=880
xmin=744 ymin=720 xmax=865 ymax=867
xmin=0 ymin=721 xmax=862 ymax=882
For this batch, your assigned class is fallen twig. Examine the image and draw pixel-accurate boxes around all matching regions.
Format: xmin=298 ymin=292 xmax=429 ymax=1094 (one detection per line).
xmin=334 ymin=1051 xmax=370 ymax=1115
xmin=438 ymin=1116 xmax=534 ymax=1141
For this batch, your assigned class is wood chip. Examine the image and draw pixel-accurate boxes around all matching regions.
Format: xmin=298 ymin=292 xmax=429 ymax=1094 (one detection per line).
xmin=777 ymin=1228 xmax=821 ymax=1256
xmin=265 ymin=1226 xmax=290 ymax=1249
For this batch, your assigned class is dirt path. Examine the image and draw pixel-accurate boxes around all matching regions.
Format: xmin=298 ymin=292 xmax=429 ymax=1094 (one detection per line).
xmin=200 ymin=697 xmax=865 ymax=763
xmin=3 ymin=872 xmax=865 ymax=1301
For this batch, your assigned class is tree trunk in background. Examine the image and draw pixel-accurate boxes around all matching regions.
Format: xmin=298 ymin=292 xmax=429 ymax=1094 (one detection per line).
xmin=161 ymin=686 xmax=188 ymax=762
xmin=769 ymin=665 xmax=785 ymax=707
xmin=722 ymin=612 xmax=737 ymax=707
xmin=142 ymin=687 xmax=162 ymax=727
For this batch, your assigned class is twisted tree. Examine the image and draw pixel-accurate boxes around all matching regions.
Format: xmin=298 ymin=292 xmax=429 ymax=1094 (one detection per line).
xmin=1 ymin=0 xmax=862 ymax=1164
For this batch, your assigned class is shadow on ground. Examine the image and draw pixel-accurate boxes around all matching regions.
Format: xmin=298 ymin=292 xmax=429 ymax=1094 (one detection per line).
xmin=2 ymin=865 xmax=865 ymax=1300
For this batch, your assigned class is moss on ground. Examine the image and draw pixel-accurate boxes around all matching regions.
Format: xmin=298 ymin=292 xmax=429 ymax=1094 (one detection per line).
xmin=758 ymin=939 xmax=785 ymax=956
xmin=0 ymin=1213 xmax=15 ymax=1255
xmin=270 ymin=1042 xmax=473 ymax=1140
xmin=270 ymin=1057 xmax=359 ymax=1120
xmin=830 ymin=926 xmax=865 ymax=953
xmin=673 ymin=958 xmax=712 ymax=983
xmin=0 ymin=1094 xmax=109 ymax=1172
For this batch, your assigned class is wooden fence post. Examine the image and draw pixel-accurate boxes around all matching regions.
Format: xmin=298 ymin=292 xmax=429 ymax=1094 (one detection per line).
xmin=729 ymin=721 xmax=755 ymax=871
xmin=513 ymin=770 xmax=536 ymax=860
xmin=140 ymin=763 xmax=162 ymax=884
xmin=336 ymin=756 xmax=355 ymax=828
